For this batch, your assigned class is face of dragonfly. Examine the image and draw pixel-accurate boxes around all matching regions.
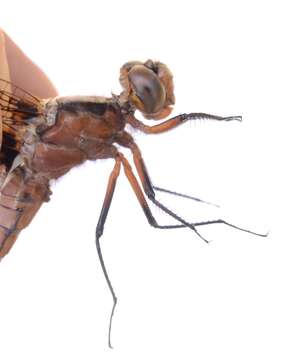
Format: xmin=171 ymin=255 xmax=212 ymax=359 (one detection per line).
xmin=119 ymin=59 xmax=175 ymax=120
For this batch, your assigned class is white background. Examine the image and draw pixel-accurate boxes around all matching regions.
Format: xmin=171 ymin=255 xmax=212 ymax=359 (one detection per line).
xmin=0 ymin=1 xmax=295 ymax=359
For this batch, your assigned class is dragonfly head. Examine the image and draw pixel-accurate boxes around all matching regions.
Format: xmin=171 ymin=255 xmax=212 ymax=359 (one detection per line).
xmin=119 ymin=59 xmax=175 ymax=120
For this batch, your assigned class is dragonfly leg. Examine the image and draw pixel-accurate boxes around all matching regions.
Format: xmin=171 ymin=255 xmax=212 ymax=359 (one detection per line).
xmin=116 ymin=133 xmax=209 ymax=241
xmin=153 ymin=186 xmax=219 ymax=208
xmin=95 ymin=154 xmax=121 ymax=349
xmin=126 ymin=112 xmax=242 ymax=134
xmin=115 ymin=132 xmax=267 ymax=239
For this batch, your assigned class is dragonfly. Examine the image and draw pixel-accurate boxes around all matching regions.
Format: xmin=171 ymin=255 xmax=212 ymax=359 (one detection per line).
xmin=0 ymin=59 xmax=267 ymax=347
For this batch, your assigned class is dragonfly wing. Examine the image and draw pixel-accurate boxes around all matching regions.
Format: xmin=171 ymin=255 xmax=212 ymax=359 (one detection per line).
xmin=0 ymin=79 xmax=43 ymax=171
xmin=0 ymin=78 xmax=42 ymax=124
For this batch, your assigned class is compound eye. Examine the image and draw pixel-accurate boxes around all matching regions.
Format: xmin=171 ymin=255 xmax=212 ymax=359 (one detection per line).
xmin=128 ymin=65 xmax=166 ymax=114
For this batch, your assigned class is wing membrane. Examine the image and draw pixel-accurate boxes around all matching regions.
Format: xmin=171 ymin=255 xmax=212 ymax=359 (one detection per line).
xmin=0 ymin=79 xmax=43 ymax=169
xmin=0 ymin=78 xmax=42 ymax=123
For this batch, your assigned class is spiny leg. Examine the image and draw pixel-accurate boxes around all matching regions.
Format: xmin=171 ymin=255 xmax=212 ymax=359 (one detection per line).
xmin=147 ymin=218 xmax=268 ymax=237
xmin=193 ymin=219 xmax=268 ymax=237
xmin=119 ymin=154 xmax=267 ymax=238
xmin=153 ymin=186 xmax=219 ymax=207
xmin=116 ymin=134 xmax=209 ymax=241
xmin=96 ymin=149 xmax=267 ymax=347
xmin=95 ymin=155 xmax=121 ymax=349
xmin=126 ymin=112 xmax=242 ymax=134
xmin=96 ymin=152 xmax=219 ymax=348
xmin=117 ymin=154 xmax=206 ymax=240
xmin=114 ymin=140 xmax=209 ymax=242
xmin=135 ymin=151 xmax=267 ymax=237
xmin=119 ymin=155 xmax=268 ymax=237
xmin=116 ymin=132 xmax=267 ymax=239
xmin=131 ymin=166 xmax=267 ymax=237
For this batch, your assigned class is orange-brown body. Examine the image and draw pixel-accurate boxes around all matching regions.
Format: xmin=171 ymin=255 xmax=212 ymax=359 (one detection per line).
xmin=0 ymin=59 xmax=178 ymax=260
xmin=0 ymin=95 xmax=126 ymax=257
xmin=1 ymin=60 xmax=264 ymax=348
